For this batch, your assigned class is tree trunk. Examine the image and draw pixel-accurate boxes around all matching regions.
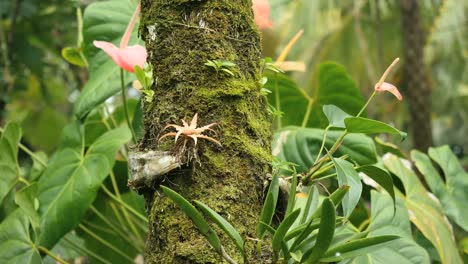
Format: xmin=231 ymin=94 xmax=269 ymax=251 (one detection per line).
xmin=399 ymin=0 xmax=433 ymax=151
xmin=137 ymin=1 xmax=272 ymax=263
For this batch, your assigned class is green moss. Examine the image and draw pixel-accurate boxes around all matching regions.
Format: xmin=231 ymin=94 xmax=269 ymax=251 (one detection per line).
xmin=138 ymin=0 xmax=272 ymax=263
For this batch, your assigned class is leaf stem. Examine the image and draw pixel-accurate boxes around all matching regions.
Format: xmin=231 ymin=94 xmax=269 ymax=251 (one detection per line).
xmin=38 ymin=246 xmax=70 ymax=264
xmin=63 ymin=236 xmax=112 ymax=264
xmin=90 ymin=206 xmax=144 ymax=251
xmin=120 ymin=68 xmax=137 ymax=143
xmin=101 ymin=184 xmax=148 ymax=223
xmin=78 ymin=224 xmax=135 ymax=262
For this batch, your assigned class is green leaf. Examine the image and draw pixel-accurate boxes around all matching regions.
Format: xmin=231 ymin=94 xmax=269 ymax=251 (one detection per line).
xmin=285 ymin=171 xmax=298 ymax=216
xmin=384 ymin=155 xmax=463 ymax=264
xmin=0 ymin=209 xmax=42 ymax=264
xmin=61 ymin=47 xmax=87 ymax=67
xmin=0 ymin=122 xmax=21 ymax=205
xmin=161 ymin=186 xmax=222 ymax=253
xmin=412 ymin=146 xmax=468 ymax=231
xmin=323 ymin=105 xmax=351 ymax=128
xmin=302 ymin=198 xmax=336 ymax=263
xmin=15 ymin=183 xmax=40 ymax=231
xmin=273 ymin=127 xmax=377 ymax=173
xmin=272 ymin=208 xmax=301 ymax=254
xmin=73 ymin=60 xmax=120 ymax=119
xmin=266 ymin=62 xmax=365 ymax=128
xmin=38 ymin=123 xmax=131 ymax=248
xmin=345 ymin=117 xmax=407 ymax=141
xmin=257 ymin=173 xmax=280 ymax=239
xmin=332 ymin=159 xmax=362 ymax=217
xmin=195 ymin=200 xmax=244 ymax=255
xmin=74 ymin=0 xmax=140 ymax=119
xmin=357 ymin=165 xmax=395 ymax=208
xmin=321 ymin=236 xmax=399 ymax=262
xmin=349 ymin=191 xmax=430 ymax=264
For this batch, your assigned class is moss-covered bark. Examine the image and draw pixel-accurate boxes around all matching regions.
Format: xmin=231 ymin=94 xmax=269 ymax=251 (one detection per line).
xmin=138 ymin=0 xmax=271 ymax=262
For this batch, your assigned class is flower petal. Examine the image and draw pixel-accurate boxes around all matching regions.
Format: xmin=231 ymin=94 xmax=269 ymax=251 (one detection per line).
xmin=118 ymin=45 xmax=148 ymax=72
xmin=253 ymin=0 xmax=273 ymax=30
xmin=93 ymin=41 xmax=123 ymax=67
xmin=375 ymin=82 xmax=403 ymax=101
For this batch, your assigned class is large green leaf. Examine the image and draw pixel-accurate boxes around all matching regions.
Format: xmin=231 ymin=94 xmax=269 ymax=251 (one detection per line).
xmin=357 ymin=165 xmax=395 ymax=207
xmin=332 ymin=158 xmax=362 ymax=218
xmin=345 ymin=117 xmax=407 ymax=141
xmin=37 ymin=123 xmax=131 ymax=248
xmin=266 ymin=62 xmax=365 ymax=128
xmin=384 ymin=155 xmax=463 ymax=264
xmin=0 ymin=123 xmax=21 ymax=206
xmin=0 ymin=209 xmax=42 ymax=264
xmin=74 ymin=0 xmax=139 ymax=119
xmin=273 ymin=127 xmax=377 ymax=173
xmin=349 ymin=191 xmax=430 ymax=264
xmin=412 ymin=145 xmax=468 ymax=231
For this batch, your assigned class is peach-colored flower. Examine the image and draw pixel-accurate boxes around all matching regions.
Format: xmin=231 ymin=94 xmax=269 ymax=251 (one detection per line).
xmin=253 ymin=0 xmax=273 ymax=30
xmin=93 ymin=3 xmax=147 ymax=73
xmin=374 ymin=58 xmax=403 ymax=101
xmin=375 ymin=82 xmax=402 ymax=101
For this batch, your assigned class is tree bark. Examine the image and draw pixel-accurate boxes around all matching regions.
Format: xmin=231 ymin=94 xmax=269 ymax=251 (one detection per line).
xmin=138 ymin=1 xmax=272 ymax=263
xmin=399 ymin=0 xmax=433 ymax=151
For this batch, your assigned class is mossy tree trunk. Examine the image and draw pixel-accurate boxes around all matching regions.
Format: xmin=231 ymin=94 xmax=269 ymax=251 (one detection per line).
xmin=138 ymin=0 xmax=272 ymax=263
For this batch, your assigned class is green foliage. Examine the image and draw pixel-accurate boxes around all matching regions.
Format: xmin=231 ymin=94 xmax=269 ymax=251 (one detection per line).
xmin=0 ymin=209 xmax=42 ymax=264
xmin=195 ymin=200 xmax=245 ymax=255
xmin=384 ymin=154 xmax=463 ymax=264
xmin=134 ymin=65 xmax=154 ymax=104
xmin=38 ymin=122 xmax=131 ymax=248
xmin=273 ymin=127 xmax=377 ymax=172
xmin=161 ymin=186 xmax=223 ymax=254
xmin=74 ymin=0 xmax=139 ymax=119
xmin=345 ymin=117 xmax=407 ymax=141
xmin=332 ymin=158 xmax=362 ymax=217
xmin=349 ymin=191 xmax=430 ymax=264
xmin=412 ymin=146 xmax=468 ymax=231
xmin=204 ymin=60 xmax=237 ymax=77
xmin=266 ymin=63 xmax=365 ymax=128
xmin=257 ymin=173 xmax=280 ymax=239
xmin=0 ymin=123 xmax=21 ymax=205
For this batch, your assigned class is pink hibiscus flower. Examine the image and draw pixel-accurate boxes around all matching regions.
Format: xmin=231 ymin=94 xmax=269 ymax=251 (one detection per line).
xmin=93 ymin=3 xmax=147 ymax=73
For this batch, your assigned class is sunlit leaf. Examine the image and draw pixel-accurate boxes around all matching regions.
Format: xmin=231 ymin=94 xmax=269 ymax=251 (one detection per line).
xmin=384 ymin=155 xmax=463 ymax=264
xmin=412 ymin=145 xmax=468 ymax=231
